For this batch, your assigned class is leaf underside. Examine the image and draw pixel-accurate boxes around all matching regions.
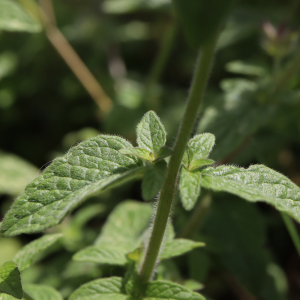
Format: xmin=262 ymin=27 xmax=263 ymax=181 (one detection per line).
xmin=1 ymin=135 xmax=143 ymax=237
xmin=202 ymin=164 xmax=300 ymax=223
xmin=0 ymin=262 xmax=22 ymax=299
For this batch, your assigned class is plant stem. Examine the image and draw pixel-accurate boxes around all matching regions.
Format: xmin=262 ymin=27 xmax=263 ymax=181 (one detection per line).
xmin=144 ymin=21 xmax=177 ymax=110
xmin=139 ymin=35 xmax=218 ymax=283
xmin=281 ymin=212 xmax=300 ymax=257
xmin=179 ymin=193 xmax=212 ymax=239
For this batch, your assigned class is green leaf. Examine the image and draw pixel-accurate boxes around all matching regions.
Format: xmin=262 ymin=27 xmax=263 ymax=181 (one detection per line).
xmin=23 ymin=284 xmax=63 ymax=300
xmin=142 ymin=160 xmax=167 ymax=201
xmin=1 ymin=135 xmax=144 ymax=237
xmin=75 ymin=201 xmax=153 ymax=265
xmin=160 ymin=239 xmax=205 ymax=260
xmin=95 ymin=200 xmax=152 ymax=249
xmin=144 ymin=280 xmax=206 ymax=300
xmin=179 ymin=167 xmax=202 ymax=211
xmin=0 ymin=0 xmax=41 ymax=33
xmin=123 ymin=263 xmax=143 ymax=298
xmin=189 ymin=159 xmax=214 ymax=171
xmin=69 ymin=277 xmax=127 ymax=300
xmin=13 ymin=234 xmax=63 ymax=272
xmin=136 ymin=111 xmax=167 ymax=155
xmin=225 ymin=60 xmax=265 ymax=76
xmin=119 ymin=148 xmax=153 ymax=161
xmin=0 ymin=151 xmax=38 ymax=196
xmin=154 ymin=147 xmax=173 ymax=161
xmin=202 ymin=165 xmax=300 ymax=223
xmin=172 ymin=0 xmax=235 ymax=48
xmin=202 ymin=197 xmax=287 ymax=300
xmin=0 ymin=262 xmax=22 ymax=299
xmin=73 ymin=246 xmax=129 ymax=266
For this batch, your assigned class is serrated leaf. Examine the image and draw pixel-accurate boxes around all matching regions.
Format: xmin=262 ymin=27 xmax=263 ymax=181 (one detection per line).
xmin=136 ymin=111 xmax=166 ymax=154
xmin=160 ymin=239 xmax=205 ymax=260
xmin=69 ymin=277 xmax=127 ymax=300
xmin=0 ymin=151 xmax=38 ymax=196
xmin=119 ymin=148 xmax=153 ymax=161
xmin=95 ymin=200 xmax=153 ymax=249
xmin=154 ymin=147 xmax=173 ymax=161
xmin=1 ymin=135 xmax=144 ymax=237
xmin=189 ymin=159 xmax=214 ymax=171
xmin=172 ymin=0 xmax=235 ymax=48
xmin=0 ymin=0 xmax=41 ymax=33
xmin=142 ymin=160 xmax=167 ymax=201
xmin=13 ymin=234 xmax=62 ymax=272
xmin=144 ymin=280 xmax=206 ymax=300
xmin=202 ymin=165 xmax=300 ymax=223
xmin=73 ymin=246 xmax=128 ymax=266
xmin=179 ymin=167 xmax=202 ymax=211
xmin=23 ymin=284 xmax=63 ymax=300
xmin=0 ymin=262 xmax=22 ymax=299
xmin=188 ymin=133 xmax=215 ymax=163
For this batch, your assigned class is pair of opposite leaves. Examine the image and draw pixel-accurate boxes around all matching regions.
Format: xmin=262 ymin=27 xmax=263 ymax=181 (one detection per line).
xmin=119 ymin=111 xmax=212 ymax=209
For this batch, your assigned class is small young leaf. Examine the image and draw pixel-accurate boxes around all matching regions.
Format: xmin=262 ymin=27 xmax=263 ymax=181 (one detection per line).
xmin=95 ymin=200 xmax=152 ymax=250
xmin=189 ymin=159 xmax=214 ymax=171
xmin=73 ymin=246 xmax=128 ymax=266
xmin=23 ymin=284 xmax=63 ymax=300
xmin=144 ymin=280 xmax=206 ymax=300
xmin=0 ymin=0 xmax=41 ymax=33
xmin=136 ymin=111 xmax=167 ymax=154
xmin=187 ymin=133 xmax=215 ymax=163
xmin=160 ymin=239 xmax=205 ymax=260
xmin=69 ymin=277 xmax=127 ymax=300
xmin=142 ymin=160 xmax=167 ymax=201
xmin=154 ymin=147 xmax=173 ymax=161
xmin=0 ymin=262 xmax=22 ymax=299
xmin=179 ymin=167 xmax=202 ymax=211
xmin=202 ymin=165 xmax=300 ymax=223
xmin=13 ymin=234 xmax=62 ymax=272
xmin=119 ymin=147 xmax=153 ymax=162
xmin=1 ymin=135 xmax=144 ymax=237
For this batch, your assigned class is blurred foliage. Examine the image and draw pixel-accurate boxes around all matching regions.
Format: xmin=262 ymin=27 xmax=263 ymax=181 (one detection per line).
xmin=1 ymin=0 xmax=300 ymax=299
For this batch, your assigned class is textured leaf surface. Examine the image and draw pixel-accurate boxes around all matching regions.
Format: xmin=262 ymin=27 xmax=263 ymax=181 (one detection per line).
xmin=160 ymin=239 xmax=205 ymax=260
xmin=0 ymin=262 xmax=22 ymax=299
xmin=13 ymin=234 xmax=63 ymax=272
xmin=202 ymin=165 xmax=300 ymax=223
xmin=0 ymin=0 xmax=41 ymax=32
xmin=23 ymin=284 xmax=63 ymax=300
xmin=179 ymin=167 xmax=201 ymax=210
xmin=119 ymin=148 xmax=153 ymax=161
xmin=95 ymin=200 xmax=152 ymax=249
xmin=73 ymin=246 xmax=128 ymax=266
xmin=189 ymin=159 xmax=214 ymax=171
xmin=136 ymin=111 xmax=166 ymax=154
xmin=144 ymin=280 xmax=205 ymax=300
xmin=0 ymin=151 xmax=38 ymax=196
xmin=142 ymin=160 xmax=167 ymax=201
xmin=1 ymin=135 xmax=143 ymax=237
xmin=183 ymin=134 xmax=215 ymax=169
xmin=69 ymin=277 xmax=127 ymax=300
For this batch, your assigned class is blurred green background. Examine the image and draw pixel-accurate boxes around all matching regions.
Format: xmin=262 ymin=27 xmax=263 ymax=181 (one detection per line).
xmin=1 ymin=0 xmax=300 ymax=299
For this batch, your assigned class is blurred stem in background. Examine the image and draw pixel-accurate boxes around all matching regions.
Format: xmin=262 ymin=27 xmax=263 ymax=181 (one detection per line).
xmin=179 ymin=193 xmax=212 ymax=239
xmin=143 ymin=20 xmax=177 ymax=110
xmin=18 ymin=0 xmax=113 ymax=117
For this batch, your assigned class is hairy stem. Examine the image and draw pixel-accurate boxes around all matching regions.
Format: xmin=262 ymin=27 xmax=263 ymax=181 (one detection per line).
xmin=139 ymin=35 xmax=218 ymax=283
xmin=179 ymin=193 xmax=212 ymax=239
xmin=281 ymin=212 xmax=300 ymax=257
